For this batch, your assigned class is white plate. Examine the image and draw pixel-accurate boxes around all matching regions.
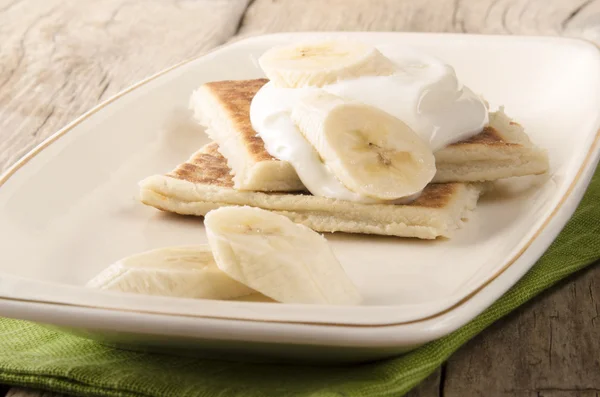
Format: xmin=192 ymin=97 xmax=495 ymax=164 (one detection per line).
xmin=0 ymin=33 xmax=599 ymax=361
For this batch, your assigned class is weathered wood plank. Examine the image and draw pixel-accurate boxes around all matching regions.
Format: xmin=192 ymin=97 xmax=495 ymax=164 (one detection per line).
xmin=0 ymin=0 xmax=249 ymax=173
xmin=237 ymin=0 xmax=461 ymax=35
xmin=405 ymin=369 xmax=442 ymax=397
xmin=238 ymin=0 xmax=600 ymax=44
xmin=444 ymin=265 xmax=600 ymax=397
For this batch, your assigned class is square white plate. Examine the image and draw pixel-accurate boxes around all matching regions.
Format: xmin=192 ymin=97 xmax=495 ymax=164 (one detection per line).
xmin=0 ymin=33 xmax=598 ymax=361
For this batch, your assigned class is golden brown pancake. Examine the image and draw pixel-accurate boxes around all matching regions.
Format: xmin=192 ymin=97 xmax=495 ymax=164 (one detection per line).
xmin=190 ymin=79 xmax=549 ymax=191
xmin=140 ymin=142 xmax=483 ymax=239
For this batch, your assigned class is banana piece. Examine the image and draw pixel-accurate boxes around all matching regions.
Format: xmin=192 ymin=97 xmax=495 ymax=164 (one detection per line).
xmin=86 ymin=245 xmax=257 ymax=300
xmin=291 ymin=92 xmax=436 ymax=200
xmin=259 ymin=39 xmax=396 ymax=88
xmin=204 ymin=206 xmax=362 ymax=305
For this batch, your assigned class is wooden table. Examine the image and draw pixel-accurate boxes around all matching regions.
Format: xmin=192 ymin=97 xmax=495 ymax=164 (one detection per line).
xmin=1 ymin=0 xmax=599 ymax=396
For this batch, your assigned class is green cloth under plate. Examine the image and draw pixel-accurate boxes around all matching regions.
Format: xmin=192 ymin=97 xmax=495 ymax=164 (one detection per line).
xmin=0 ymin=167 xmax=599 ymax=397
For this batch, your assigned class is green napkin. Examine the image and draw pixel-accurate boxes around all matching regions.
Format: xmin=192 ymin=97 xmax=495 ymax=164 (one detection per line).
xmin=1 ymin=167 xmax=599 ymax=397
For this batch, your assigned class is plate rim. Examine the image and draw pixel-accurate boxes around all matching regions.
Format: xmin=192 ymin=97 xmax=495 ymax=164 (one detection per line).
xmin=1 ymin=31 xmax=599 ymax=330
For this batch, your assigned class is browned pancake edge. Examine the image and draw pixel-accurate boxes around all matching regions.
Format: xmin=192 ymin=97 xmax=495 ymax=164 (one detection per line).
xmin=167 ymin=142 xmax=461 ymax=209
xmin=203 ymin=79 xmax=520 ymax=160
xmin=447 ymin=125 xmax=518 ymax=148
xmin=203 ymin=79 xmax=272 ymax=162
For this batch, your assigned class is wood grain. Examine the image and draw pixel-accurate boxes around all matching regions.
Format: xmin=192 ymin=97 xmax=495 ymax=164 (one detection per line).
xmin=0 ymin=0 xmax=249 ymax=173
xmin=238 ymin=0 xmax=600 ymax=43
xmin=406 ymin=370 xmax=443 ymax=397
xmin=444 ymin=266 xmax=600 ymax=397
xmin=1 ymin=1 xmax=599 ymax=397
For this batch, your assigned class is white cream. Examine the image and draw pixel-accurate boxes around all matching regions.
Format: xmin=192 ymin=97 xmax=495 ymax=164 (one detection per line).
xmin=251 ymin=87 xmax=419 ymax=204
xmin=250 ymin=45 xmax=488 ymax=203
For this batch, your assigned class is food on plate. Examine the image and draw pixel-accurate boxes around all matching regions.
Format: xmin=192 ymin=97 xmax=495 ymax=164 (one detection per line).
xmin=141 ymin=39 xmax=549 ymax=239
xmin=258 ymin=39 xmax=396 ymax=88
xmin=205 ymin=206 xmax=362 ymax=305
xmin=139 ymin=142 xmax=482 ymax=239
xmin=87 ymin=208 xmax=361 ymax=305
xmin=86 ymin=245 xmax=257 ymax=300
xmin=289 ymin=91 xmax=436 ymax=201
xmin=190 ymin=80 xmax=547 ymax=193
xmin=190 ymin=79 xmax=304 ymax=192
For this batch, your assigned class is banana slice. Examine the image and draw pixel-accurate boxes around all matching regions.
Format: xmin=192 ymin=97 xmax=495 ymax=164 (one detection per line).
xmin=204 ymin=206 xmax=362 ymax=305
xmin=259 ymin=39 xmax=396 ymax=88
xmin=86 ymin=245 xmax=257 ymax=300
xmin=291 ymin=92 xmax=436 ymax=200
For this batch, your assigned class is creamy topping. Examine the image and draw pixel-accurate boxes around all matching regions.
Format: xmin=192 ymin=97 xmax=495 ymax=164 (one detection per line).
xmin=250 ymin=45 xmax=488 ymax=203
xmin=251 ymin=87 xmax=420 ymax=204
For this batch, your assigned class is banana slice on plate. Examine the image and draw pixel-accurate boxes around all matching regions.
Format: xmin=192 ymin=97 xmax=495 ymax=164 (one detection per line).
xmin=204 ymin=206 xmax=362 ymax=305
xmin=86 ymin=246 xmax=258 ymax=300
xmin=291 ymin=92 xmax=437 ymax=200
xmin=259 ymin=39 xmax=396 ymax=88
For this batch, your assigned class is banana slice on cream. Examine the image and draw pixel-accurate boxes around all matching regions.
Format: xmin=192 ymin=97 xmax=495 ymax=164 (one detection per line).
xmin=291 ymin=92 xmax=436 ymax=200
